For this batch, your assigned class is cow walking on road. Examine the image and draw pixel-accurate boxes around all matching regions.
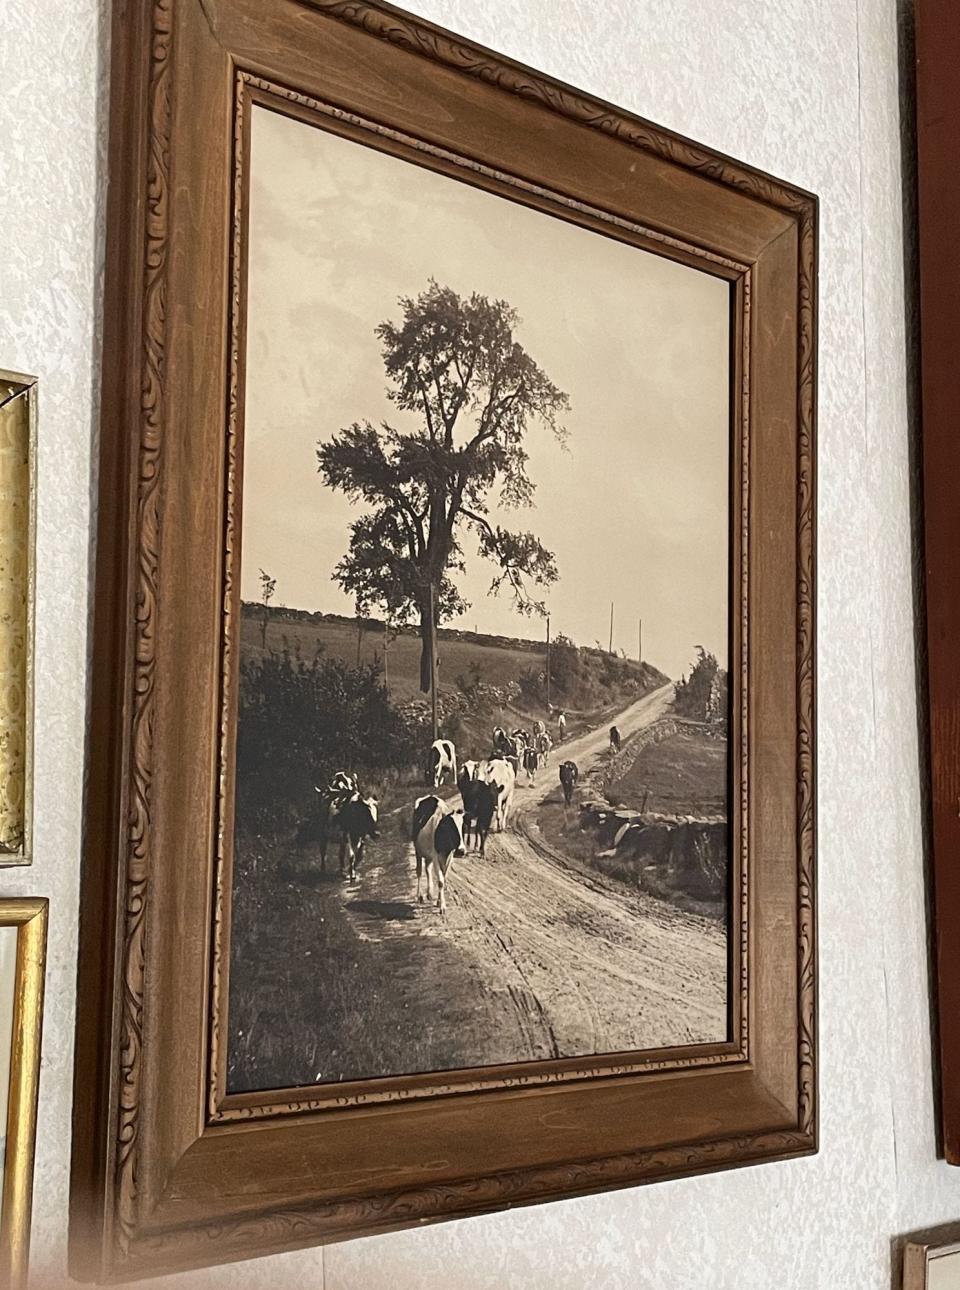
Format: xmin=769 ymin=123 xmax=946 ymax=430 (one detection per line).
xmin=559 ymin=760 xmax=579 ymax=808
xmin=412 ymin=794 xmax=467 ymax=915
xmin=609 ymin=725 xmax=622 ymax=755
xmin=459 ymin=774 xmax=497 ymax=857
xmin=309 ymin=780 xmax=380 ymax=882
xmin=427 ymin=738 xmax=457 ymax=787
xmin=480 ymin=757 xmax=516 ymax=831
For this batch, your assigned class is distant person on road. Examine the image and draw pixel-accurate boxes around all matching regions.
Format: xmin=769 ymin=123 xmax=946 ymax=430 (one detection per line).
xmin=557 ymin=711 xmax=567 ymax=742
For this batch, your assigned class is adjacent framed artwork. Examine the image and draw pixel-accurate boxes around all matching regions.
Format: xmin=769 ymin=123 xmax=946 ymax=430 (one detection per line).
xmin=905 ymin=1240 xmax=960 ymax=1290
xmin=0 ymin=372 xmax=36 ymax=866
xmin=70 ymin=0 xmax=817 ymax=1279
xmin=916 ymin=0 xmax=960 ymax=1163
xmin=0 ymin=899 xmax=47 ymax=1290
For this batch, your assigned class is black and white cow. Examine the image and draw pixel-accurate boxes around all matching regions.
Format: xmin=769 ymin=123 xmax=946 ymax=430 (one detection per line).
xmin=328 ymin=769 xmax=358 ymax=795
xmin=480 ymin=757 xmax=516 ymax=831
xmin=297 ymin=769 xmax=356 ymax=849
xmin=522 ymin=744 xmax=540 ymax=785
xmin=427 ymin=738 xmax=457 ymax=788
xmin=609 ymin=725 xmax=622 ymax=754
xmin=559 ymin=759 xmax=579 ymax=807
xmin=457 ymin=762 xmax=478 ymax=823
xmin=492 ymin=726 xmax=512 ymax=757
xmin=467 ymin=779 xmax=497 ymax=857
xmin=536 ymin=730 xmax=552 ymax=763
xmin=310 ymin=784 xmax=379 ymax=882
xmin=412 ymin=794 xmax=467 ymax=915
xmin=458 ymin=766 xmax=497 ymax=857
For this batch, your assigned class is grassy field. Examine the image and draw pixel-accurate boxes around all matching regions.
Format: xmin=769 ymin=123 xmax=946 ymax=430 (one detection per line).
xmin=228 ymin=834 xmax=436 ymax=1089
xmin=536 ymin=724 xmax=729 ymax=919
xmin=243 ymin=608 xmax=545 ymax=706
xmin=607 ymin=727 xmax=727 ymax=816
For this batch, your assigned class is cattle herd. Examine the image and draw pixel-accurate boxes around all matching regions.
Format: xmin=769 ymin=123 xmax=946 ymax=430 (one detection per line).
xmin=307 ymin=720 xmax=584 ymax=917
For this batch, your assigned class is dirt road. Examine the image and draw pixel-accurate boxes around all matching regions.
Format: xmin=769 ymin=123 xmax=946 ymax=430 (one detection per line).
xmin=341 ymin=683 xmax=728 ymax=1068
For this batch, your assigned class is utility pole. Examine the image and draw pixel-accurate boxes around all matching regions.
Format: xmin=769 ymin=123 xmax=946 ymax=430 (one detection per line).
xmin=638 ymin=615 xmax=642 ymax=665
xmin=383 ymin=618 xmax=390 ymax=699
xmin=429 ymin=581 xmax=439 ymax=741
xmin=609 ymin=601 xmax=614 ymax=654
xmin=356 ymin=616 xmax=363 ymax=667
xmin=545 ymin=612 xmax=551 ymax=711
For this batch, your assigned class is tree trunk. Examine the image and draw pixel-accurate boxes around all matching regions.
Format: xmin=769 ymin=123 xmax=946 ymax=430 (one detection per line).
xmin=418 ymin=613 xmax=432 ymax=694
xmin=418 ymin=585 xmax=440 ymax=741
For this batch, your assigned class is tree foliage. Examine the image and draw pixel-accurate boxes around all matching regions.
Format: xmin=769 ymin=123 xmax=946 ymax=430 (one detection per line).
xmin=317 ymin=281 xmax=570 ymax=692
xmin=674 ymin=646 xmax=728 ymax=722
xmin=258 ymin=568 xmax=276 ymax=650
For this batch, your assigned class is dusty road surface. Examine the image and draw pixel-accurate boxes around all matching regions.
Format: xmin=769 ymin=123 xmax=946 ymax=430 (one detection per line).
xmin=340 ymin=683 xmax=728 ymax=1069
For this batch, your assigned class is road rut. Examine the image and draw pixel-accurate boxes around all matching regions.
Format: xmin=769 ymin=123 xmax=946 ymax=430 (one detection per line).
xmin=344 ymin=683 xmax=728 ymax=1064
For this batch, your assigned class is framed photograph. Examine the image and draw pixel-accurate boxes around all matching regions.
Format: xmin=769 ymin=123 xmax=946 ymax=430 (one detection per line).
xmin=916 ymin=0 xmax=960 ymax=1162
xmin=71 ymin=0 xmax=817 ymax=1280
xmin=0 ymin=372 xmax=36 ymax=866
xmin=0 ymin=899 xmax=47 ymax=1290
xmin=905 ymin=1240 xmax=960 ymax=1290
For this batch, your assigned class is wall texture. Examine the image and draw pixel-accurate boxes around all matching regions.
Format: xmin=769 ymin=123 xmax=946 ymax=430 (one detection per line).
xmin=0 ymin=0 xmax=948 ymax=1286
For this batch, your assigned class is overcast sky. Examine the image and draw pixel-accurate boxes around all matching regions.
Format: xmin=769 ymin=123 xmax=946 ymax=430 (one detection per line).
xmin=241 ymin=107 xmax=730 ymax=679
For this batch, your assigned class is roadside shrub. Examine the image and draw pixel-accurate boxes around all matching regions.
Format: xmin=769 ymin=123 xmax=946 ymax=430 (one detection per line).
xmin=547 ymin=634 xmax=582 ymax=696
xmin=674 ymin=647 xmax=727 ymax=722
xmin=236 ymin=647 xmax=416 ymax=837
xmin=518 ymin=665 xmax=545 ymax=704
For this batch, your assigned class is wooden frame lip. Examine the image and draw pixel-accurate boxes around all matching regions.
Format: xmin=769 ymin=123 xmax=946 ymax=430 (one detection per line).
xmin=70 ymin=0 xmax=817 ymax=1279
xmin=216 ymin=1039 xmax=747 ymax=1121
xmin=243 ymin=80 xmax=757 ymax=282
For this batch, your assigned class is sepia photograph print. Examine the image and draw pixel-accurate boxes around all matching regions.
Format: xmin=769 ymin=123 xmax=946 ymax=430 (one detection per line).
xmin=227 ymin=103 xmax=733 ymax=1095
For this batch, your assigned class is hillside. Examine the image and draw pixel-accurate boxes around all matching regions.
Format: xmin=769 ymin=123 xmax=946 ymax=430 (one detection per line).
xmin=238 ymin=603 xmax=669 ymax=767
xmin=242 ymin=604 xmax=666 ymax=706
xmin=241 ymin=606 xmax=538 ymax=704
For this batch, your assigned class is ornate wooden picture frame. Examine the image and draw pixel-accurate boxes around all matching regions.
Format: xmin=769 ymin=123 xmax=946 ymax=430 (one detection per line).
xmin=70 ymin=0 xmax=817 ymax=1280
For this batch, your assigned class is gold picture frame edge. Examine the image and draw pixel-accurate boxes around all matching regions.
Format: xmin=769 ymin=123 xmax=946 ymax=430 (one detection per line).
xmin=0 ymin=370 xmax=37 ymax=869
xmin=0 ymin=897 xmax=48 ymax=1290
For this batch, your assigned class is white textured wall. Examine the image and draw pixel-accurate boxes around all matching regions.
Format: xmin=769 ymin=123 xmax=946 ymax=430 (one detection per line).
xmin=0 ymin=0 xmax=946 ymax=1286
